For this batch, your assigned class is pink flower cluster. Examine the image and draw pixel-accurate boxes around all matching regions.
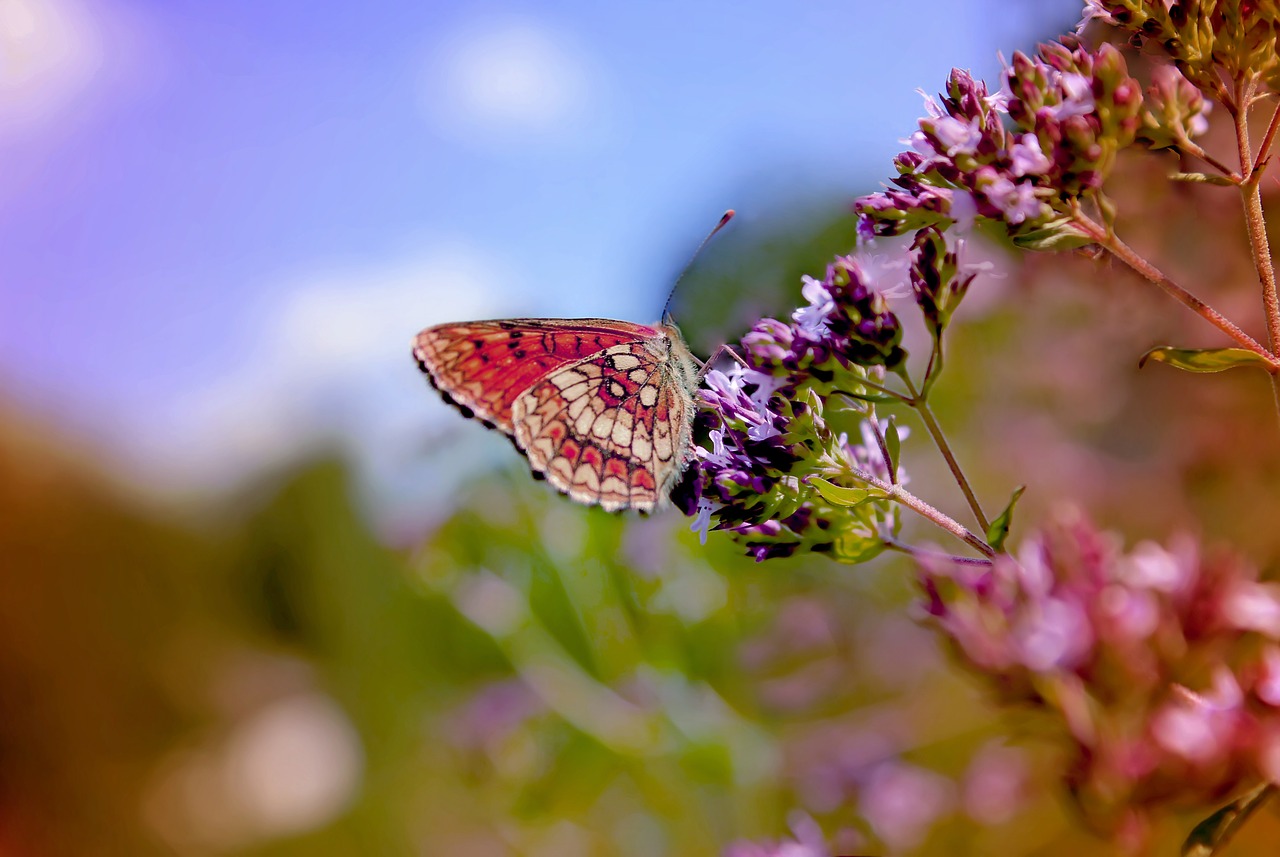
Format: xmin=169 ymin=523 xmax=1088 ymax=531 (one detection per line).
xmin=918 ymin=510 xmax=1280 ymax=835
xmin=855 ymin=38 xmax=1142 ymax=247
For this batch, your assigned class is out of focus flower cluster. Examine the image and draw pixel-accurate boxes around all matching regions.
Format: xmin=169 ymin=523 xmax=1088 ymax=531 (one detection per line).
xmin=1080 ymin=0 xmax=1280 ymax=93
xmin=723 ymin=813 xmax=830 ymax=857
xmin=856 ymin=38 xmax=1151 ymax=249
xmin=918 ymin=510 xmax=1280 ymax=837
xmin=676 ymin=253 xmax=916 ymax=562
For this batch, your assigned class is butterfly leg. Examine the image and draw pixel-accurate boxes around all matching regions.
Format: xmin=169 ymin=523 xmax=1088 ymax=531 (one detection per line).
xmin=695 ymin=343 xmax=750 ymax=382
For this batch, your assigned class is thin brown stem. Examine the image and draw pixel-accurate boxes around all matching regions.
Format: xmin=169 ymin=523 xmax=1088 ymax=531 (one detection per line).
xmin=1071 ymin=211 xmax=1280 ymax=371
xmin=1232 ymin=76 xmax=1280 ymax=416
xmin=864 ymin=407 xmax=899 ymax=485
xmin=900 ymin=374 xmax=990 ymax=533
xmin=1177 ymin=138 xmax=1241 ymax=181
xmin=848 ymin=467 xmax=995 ymax=558
xmin=1251 ymin=95 xmax=1280 ymax=176
xmin=883 ymin=538 xmax=993 ymax=566
xmin=1211 ymin=68 xmax=1236 ymax=113
xmin=835 ymin=375 xmax=912 ymax=404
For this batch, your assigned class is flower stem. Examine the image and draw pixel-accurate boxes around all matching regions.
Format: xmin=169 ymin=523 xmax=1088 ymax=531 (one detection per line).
xmin=1183 ymin=783 xmax=1275 ymax=857
xmin=1233 ymin=76 xmax=1280 ymax=417
xmin=1071 ymin=211 xmax=1280 ymax=371
xmin=901 ymin=374 xmax=990 ymax=533
xmin=1250 ymin=94 xmax=1280 ymax=176
xmin=864 ymin=406 xmax=899 ymax=485
xmin=1179 ymin=138 xmax=1241 ymax=181
xmin=849 ymin=467 xmax=995 ymax=558
xmin=836 ymin=375 xmax=912 ymax=404
xmin=883 ymin=538 xmax=993 ymax=566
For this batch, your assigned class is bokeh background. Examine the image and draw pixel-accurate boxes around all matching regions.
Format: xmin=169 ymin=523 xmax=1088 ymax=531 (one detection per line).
xmin=6 ymin=1 xmax=1280 ymax=854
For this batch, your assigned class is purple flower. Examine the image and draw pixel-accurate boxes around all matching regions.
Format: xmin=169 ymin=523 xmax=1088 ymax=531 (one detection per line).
xmin=450 ymin=679 xmax=546 ymax=756
xmin=928 ymin=115 xmax=983 ymax=157
xmin=856 ymin=39 xmax=1141 ymax=241
xmin=1076 ymin=0 xmax=1119 ymax=31
xmin=963 ymin=742 xmax=1030 ymax=825
xmin=917 ymin=511 xmax=1280 ymax=831
xmin=793 ymin=276 xmax=835 ymax=338
xmin=1257 ymin=646 xmax=1280 ymax=707
xmin=858 ymin=761 xmax=955 ymax=851
xmin=1046 ymin=71 xmax=1096 ymax=119
xmin=1221 ymin=581 xmax=1280 ymax=638
xmin=1012 ymin=595 xmax=1092 ymax=671
xmin=742 ymin=318 xmax=794 ymax=366
xmin=1117 ymin=539 xmax=1197 ymax=595
xmin=722 ymin=812 xmax=830 ymax=857
xmin=976 ymin=170 xmax=1044 ymax=225
xmin=1151 ymin=668 xmax=1244 ymax=766
xmin=1009 ymin=133 xmax=1052 ymax=176
xmin=680 ymin=255 xmax=906 ymax=561
xmin=689 ymin=496 xmax=715 ymax=545
xmin=845 ymin=418 xmax=909 ymax=487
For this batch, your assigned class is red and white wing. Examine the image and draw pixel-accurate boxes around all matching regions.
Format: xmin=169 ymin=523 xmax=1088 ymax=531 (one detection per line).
xmin=513 ymin=340 xmax=695 ymax=512
xmin=412 ymin=318 xmax=659 ymax=433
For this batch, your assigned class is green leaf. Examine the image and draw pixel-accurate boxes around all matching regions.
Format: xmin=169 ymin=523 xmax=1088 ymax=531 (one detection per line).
xmin=1169 ymin=171 xmax=1237 ymax=187
xmin=1011 ymin=217 xmax=1095 ymax=251
xmin=833 ymin=536 xmax=886 ymax=564
xmin=1183 ymin=783 xmax=1274 ymax=857
xmin=1096 ymin=191 xmax=1118 ymax=229
xmin=1139 ymin=346 xmax=1275 ymax=374
xmin=808 ymin=477 xmax=872 ymax=507
xmin=884 ymin=418 xmax=901 ymax=476
xmin=838 ymin=390 xmax=901 ymax=406
xmin=985 ymin=486 xmax=1025 ymax=553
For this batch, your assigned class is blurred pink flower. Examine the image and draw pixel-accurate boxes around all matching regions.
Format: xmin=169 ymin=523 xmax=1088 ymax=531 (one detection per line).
xmin=858 ymin=761 xmax=955 ymax=851
xmin=1150 ymin=668 xmax=1244 ymax=765
xmin=1222 ymin=581 xmax=1280 ymax=638
xmin=962 ymin=741 xmax=1030 ymax=825
xmin=916 ymin=511 xmax=1280 ymax=834
xmin=449 ymin=679 xmax=545 ymax=757
xmin=1256 ymin=646 xmax=1280 ymax=707
xmin=722 ymin=812 xmax=830 ymax=857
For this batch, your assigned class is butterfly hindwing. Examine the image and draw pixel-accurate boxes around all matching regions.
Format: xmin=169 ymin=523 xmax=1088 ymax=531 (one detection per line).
xmin=513 ymin=340 xmax=682 ymax=511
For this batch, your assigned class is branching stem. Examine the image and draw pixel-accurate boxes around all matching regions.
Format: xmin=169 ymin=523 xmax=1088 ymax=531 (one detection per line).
xmin=900 ymin=374 xmax=990 ymax=533
xmin=848 ymin=467 xmax=995 ymax=558
xmin=1179 ymin=138 xmax=1241 ymax=180
xmin=1232 ymin=76 xmax=1280 ymax=418
xmin=883 ymin=538 xmax=993 ymax=566
xmin=1071 ymin=211 xmax=1280 ymax=371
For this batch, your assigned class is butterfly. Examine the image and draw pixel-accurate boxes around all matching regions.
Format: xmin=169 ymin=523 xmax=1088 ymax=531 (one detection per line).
xmin=413 ymin=318 xmax=703 ymax=512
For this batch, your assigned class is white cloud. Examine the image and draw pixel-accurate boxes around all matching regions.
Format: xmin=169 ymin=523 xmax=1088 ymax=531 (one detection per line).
xmin=115 ymin=238 xmax=520 ymax=512
xmin=0 ymin=0 xmax=100 ymax=129
xmin=425 ymin=17 xmax=602 ymax=142
xmin=0 ymin=0 xmax=157 ymax=138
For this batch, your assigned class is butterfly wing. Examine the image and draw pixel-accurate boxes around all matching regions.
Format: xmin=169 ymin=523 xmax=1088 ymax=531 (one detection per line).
xmin=413 ymin=319 xmax=661 ymax=433
xmin=513 ymin=334 xmax=699 ymax=512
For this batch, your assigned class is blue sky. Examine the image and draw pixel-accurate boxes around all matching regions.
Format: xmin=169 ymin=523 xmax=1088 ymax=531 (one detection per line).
xmin=0 ymin=0 xmax=1080 ymax=517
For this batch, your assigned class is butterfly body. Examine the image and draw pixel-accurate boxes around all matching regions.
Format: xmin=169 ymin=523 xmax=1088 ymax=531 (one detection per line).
xmin=413 ymin=318 xmax=701 ymax=512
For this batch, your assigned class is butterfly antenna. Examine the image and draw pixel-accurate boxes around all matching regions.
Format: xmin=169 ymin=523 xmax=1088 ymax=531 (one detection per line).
xmin=661 ymin=209 xmax=735 ymax=321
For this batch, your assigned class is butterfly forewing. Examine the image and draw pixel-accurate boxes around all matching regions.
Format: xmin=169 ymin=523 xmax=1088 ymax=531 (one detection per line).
xmin=413 ymin=319 xmax=663 ymax=431
xmin=414 ymin=318 xmax=701 ymax=512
